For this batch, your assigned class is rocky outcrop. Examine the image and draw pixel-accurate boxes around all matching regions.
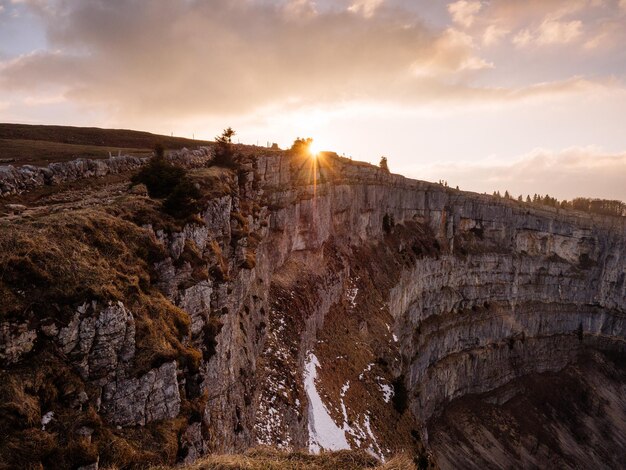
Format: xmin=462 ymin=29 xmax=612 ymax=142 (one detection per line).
xmin=0 ymin=147 xmax=213 ymax=196
xmin=56 ymin=301 xmax=136 ymax=384
xmin=108 ymin=149 xmax=625 ymax=454
xmin=101 ymin=361 xmax=181 ymax=427
xmin=0 ymin=322 xmax=37 ymax=364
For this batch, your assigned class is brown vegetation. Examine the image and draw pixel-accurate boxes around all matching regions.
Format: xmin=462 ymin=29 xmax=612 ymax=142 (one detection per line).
xmin=150 ymin=447 xmax=417 ymax=470
xmin=0 ymin=123 xmax=212 ymax=165
xmin=0 ymin=138 xmax=152 ymax=166
xmin=0 ymin=192 xmax=224 ymax=468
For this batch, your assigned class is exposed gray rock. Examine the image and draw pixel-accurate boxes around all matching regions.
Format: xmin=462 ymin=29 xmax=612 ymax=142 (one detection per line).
xmin=180 ymin=422 xmax=207 ymax=464
xmin=0 ymin=147 xmax=214 ymax=197
xmin=0 ymin=322 xmax=37 ymax=364
xmin=101 ymin=361 xmax=181 ymax=427
xmin=56 ymin=302 xmax=135 ymax=383
xmin=179 ymin=281 xmax=213 ymax=336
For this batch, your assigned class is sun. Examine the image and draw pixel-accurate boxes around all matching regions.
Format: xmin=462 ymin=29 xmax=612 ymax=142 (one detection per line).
xmin=308 ymin=139 xmax=321 ymax=158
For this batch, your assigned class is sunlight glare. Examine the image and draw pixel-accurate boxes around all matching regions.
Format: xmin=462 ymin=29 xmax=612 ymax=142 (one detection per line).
xmin=308 ymin=139 xmax=321 ymax=158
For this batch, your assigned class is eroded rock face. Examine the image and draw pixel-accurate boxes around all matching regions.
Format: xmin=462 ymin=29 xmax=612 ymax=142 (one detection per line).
xmin=1 ymin=148 xmax=624 ymax=467
xmin=101 ymin=361 xmax=181 ymax=427
xmin=0 ymin=322 xmax=37 ymax=364
xmin=144 ymin=151 xmax=625 ymax=459
xmin=57 ymin=301 xmax=136 ymax=384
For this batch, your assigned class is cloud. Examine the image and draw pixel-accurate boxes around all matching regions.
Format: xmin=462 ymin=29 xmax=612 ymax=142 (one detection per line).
xmin=416 ymin=146 xmax=626 ymax=201
xmin=348 ymin=0 xmax=384 ymax=18
xmin=447 ymin=1 xmax=483 ymax=28
xmin=482 ymin=24 xmax=509 ymax=46
xmin=283 ymin=0 xmax=317 ymax=19
xmin=412 ymin=28 xmax=494 ymax=76
xmin=0 ymin=0 xmax=503 ymax=118
xmin=536 ymin=19 xmax=583 ymax=44
xmin=513 ymin=19 xmax=583 ymax=47
xmin=0 ymin=0 xmax=623 ymax=124
xmin=468 ymin=0 xmax=626 ymax=51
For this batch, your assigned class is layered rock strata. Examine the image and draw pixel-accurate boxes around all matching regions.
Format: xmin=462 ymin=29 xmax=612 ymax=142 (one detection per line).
xmin=0 ymin=148 xmax=624 ymax=467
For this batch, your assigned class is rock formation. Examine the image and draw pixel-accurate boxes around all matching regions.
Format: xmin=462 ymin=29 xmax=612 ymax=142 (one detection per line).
xmin=0 ymin=147 xmax=624 ymax=468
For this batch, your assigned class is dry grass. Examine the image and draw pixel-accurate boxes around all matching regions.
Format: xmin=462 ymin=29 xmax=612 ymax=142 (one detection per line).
xmin=0 ymin=123 xmax=212 ymax=166
xmin=0 ymin=138 xmax=152 ymax=166
xmin=0 ymin=204 xmax=201 ymax=376
xmin=149 ymin=448 xmax=417 ymax=470
xmin=0 ymin=196 xmax=213 ymax=468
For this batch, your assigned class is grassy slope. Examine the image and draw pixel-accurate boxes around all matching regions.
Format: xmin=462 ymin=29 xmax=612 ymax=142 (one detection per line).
xmin=0 ymin=123 xmax=213 ymax=166
xmin=0 ymin=139 xmax=153 ymax=165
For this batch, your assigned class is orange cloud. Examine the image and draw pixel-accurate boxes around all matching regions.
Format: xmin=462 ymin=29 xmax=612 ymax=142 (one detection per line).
xmin=0 ymin=0 xmax=500 ymax=118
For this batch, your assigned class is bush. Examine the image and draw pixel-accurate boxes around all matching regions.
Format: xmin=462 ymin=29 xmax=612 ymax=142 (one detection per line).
xmin=162 ymin=179 xmax=202 ymax=218
xmin=131 ymin=148 xmax=185 ymax=198
xmin=290 ymin=137 xmax=313 ymax=156
xmin=379 ymin=156 xmax=389 ymax=172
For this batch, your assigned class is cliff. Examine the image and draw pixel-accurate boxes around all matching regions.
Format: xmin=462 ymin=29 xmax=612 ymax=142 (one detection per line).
xmin=0 ymin=148 xmax=624 ymax=469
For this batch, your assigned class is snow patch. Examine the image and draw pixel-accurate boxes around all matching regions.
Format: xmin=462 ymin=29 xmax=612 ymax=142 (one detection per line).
xmin=378 ymin=382 xmax=394 ymax=403
xmin=41 ymin=411 xmax=54 ymax=430
xmin=346 ymin=277 xmax=360 ymax=308
xmin=363 ymin=414 xmax=384 ymax=460
xmin=359 ymin=362 xmax=374 ymax=380
xmin=304 ymin=353 xmax=350 ymax=453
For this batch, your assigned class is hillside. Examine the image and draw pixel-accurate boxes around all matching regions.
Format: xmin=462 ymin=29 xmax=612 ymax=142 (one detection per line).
xmin=0 ymin=123 xmax=212 ymax=166
xmin=0 ymin=137 xmax=624 ymax=469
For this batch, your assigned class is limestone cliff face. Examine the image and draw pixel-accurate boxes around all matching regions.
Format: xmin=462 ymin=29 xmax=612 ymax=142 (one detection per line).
xmin=1 ymin=148 xmax=624 ymax=468
xmin=161 ymin=150 xmax=625 ymax=457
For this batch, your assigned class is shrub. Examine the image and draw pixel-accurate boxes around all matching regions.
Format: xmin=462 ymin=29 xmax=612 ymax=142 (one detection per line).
xmin=132 ymin=147 xmax=185 ymax=198
xmin=379 ymin=156 xmax=389 ymax=172
xmin=162 ymin=179 xmax=202 ymax=218
xmin=290 ymin=137 xmax=313 ymax=156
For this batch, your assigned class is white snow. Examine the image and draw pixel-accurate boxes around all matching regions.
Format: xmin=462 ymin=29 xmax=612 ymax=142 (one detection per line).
xmin=359 ymin=362 xmax=374 ymax=380
xmin=392 ymin=333 xmax=398 ymax=342
xmin=41 ymin=411 xmax=54 ymax=430
xmin=304 ymin=353 xmax=351 ymax=453
xmin=363 ymin=414 xmax=384 ymax=461
xmin=346 ymin=277 xmax=360 ymax=308
xmin=378 ymin=382 xmax=394 ymax=403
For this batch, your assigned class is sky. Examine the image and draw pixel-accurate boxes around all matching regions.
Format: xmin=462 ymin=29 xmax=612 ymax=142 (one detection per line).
xmin=0 ymin=0 xmax=625 ymax=200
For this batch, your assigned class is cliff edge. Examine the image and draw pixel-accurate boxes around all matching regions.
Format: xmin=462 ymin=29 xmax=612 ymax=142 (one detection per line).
xmin=0 ymin=148 xmax=624 ymax=469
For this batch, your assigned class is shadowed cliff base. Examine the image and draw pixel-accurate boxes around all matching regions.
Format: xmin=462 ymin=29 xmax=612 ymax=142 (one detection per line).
xmin=428 ymin=349 xmax=626 ymax=469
